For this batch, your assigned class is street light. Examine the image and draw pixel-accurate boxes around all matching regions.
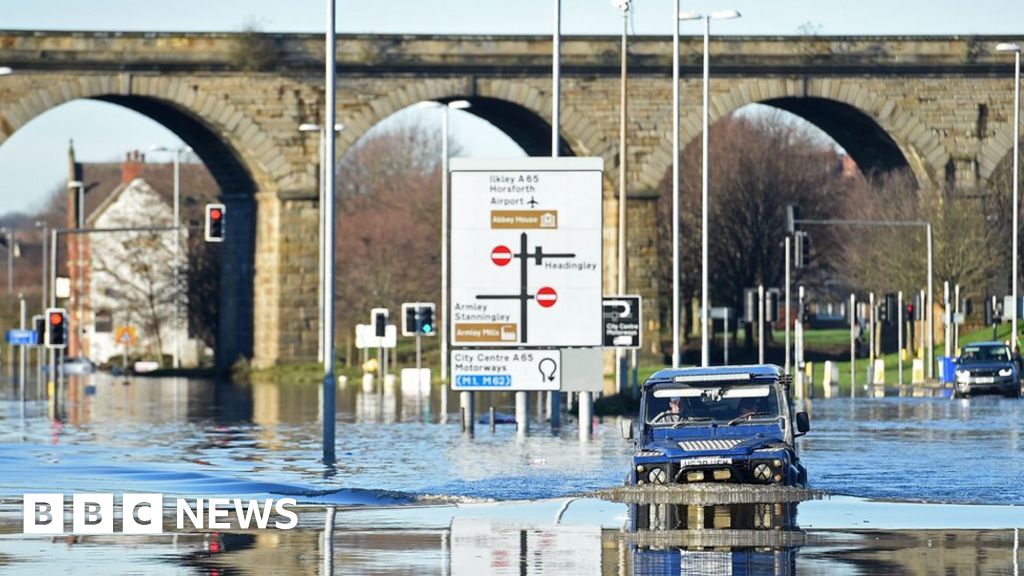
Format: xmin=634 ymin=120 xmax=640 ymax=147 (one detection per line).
xmin=417 ymin=99 xmax=470 ymax=382
xmin=613 ymin=0 xmax=630 ymax=392
xmin=149 ymin=145 xmax=193 ymax=369
xmin=680 ymin=9 xmax=741 ymax=368
xmin=998 ymin=42 xmax=1021 ymax=350
xmin=298 ymin=122 xmax=344 ymax=364
xmin=417 ymin=99 xmax=471 ymax=425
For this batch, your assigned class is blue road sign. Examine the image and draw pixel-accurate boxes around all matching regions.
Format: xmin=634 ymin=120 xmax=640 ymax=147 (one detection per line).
xmin=5 ymin=329 xmax=37 ymax=346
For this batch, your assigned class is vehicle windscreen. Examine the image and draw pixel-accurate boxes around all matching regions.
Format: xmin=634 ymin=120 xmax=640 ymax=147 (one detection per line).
xmin=645 ymin=384 xmax=780 ymax=426
xmin=960 ymin=345 xmax=1011 ymax=363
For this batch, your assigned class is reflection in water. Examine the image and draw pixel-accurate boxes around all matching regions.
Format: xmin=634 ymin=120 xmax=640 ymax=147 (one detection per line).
xmin=629 ymin=502 xmax=801 ymax=576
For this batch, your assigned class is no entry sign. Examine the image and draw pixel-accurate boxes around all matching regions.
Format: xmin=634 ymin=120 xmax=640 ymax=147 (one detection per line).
xmin=491 ymin=245 xmax=513 ymax=267
xmin=536 ymin=286 xmax=558 ymax=308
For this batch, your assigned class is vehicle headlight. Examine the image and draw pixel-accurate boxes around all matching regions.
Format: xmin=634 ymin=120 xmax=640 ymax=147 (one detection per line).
xmin=999 ymin=368 xmax=1013 ymax=377
xmin=753 ymin=463 xmax=773 ymax=481
xmin=647 ymin=468 xmax=667 ymax=484
xmin=955 ymin=369 xmax=970 ymax=380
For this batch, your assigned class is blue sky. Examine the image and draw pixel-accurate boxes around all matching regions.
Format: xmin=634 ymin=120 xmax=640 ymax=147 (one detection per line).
xmin=1 ymin=0 xmax=1023 ymax=215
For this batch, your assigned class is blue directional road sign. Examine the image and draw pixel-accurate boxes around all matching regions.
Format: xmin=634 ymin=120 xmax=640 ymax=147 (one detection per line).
xmin=5 ymin=329 xmax=37 ymax=346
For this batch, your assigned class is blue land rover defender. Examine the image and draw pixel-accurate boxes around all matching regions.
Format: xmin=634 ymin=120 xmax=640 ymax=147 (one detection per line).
xmin=622 ymin=365 xmax=809 ymax=487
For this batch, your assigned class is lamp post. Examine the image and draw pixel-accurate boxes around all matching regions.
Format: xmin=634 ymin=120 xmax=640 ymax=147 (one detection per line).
xmin=417 ymin=99 xmax=471 ymax=427
xmin=150 ymin=145 xmax=193 ymax=369
xmin=613 ymin=0 xmax=630 ymax=391
xmin=998 ymin=42 xmax=1021 ymax=350
xmin=670 ymin=0 xmax=681 ymax=368
xmin=299 ymin=123 xmax=344 ymax=365
xmin=323 ymin=0 xmax=338 ymax=463
xmin=680 ymin=9 xmax=741 ymax=367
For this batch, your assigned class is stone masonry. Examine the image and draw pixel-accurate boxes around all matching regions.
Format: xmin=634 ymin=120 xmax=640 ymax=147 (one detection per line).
xmin=0 ymin=31 xmax=1021 ymax=365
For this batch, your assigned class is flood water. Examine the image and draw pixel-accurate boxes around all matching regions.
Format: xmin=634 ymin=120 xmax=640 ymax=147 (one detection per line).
xmin=0 ymin=373 xmax=1021 ymax=574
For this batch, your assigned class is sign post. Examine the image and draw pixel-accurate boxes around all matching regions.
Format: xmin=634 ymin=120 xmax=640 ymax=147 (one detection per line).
xmin=450 ymin=157 xmax=603 ymax=437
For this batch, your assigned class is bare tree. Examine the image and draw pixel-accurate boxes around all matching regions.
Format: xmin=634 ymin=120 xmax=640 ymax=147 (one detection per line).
xmin=657 ymin=112 xmax=849 ymax=350
xmin=333 ymin=120 xmax=461 ymax=335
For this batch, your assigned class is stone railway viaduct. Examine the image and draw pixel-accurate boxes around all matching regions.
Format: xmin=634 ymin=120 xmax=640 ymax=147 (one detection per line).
xmin=0 ymin=31 xmax=1020 ymax=366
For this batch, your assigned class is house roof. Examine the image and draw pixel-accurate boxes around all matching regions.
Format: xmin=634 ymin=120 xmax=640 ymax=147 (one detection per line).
xmin=81 ymin=160 xmax=220 ymax=227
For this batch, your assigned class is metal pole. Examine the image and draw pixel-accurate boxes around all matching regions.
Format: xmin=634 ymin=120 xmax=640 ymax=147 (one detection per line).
xmin=700 ymin=15 xmax=711 ymax=368
xmin=927 ymin=223 xmax=934 ymax=378
xmin=6 ymin=229 xmax=13 ymax=296
xmin=898 ymin=290 xmax=904 ymax=386
xmin=723 ymin=307 xmax=729 ymax=365
xmin=869 ymin=292 xmax=875 ymax=379
xmin=954 ymin=284 xmax=961 ymax=353
xmin=318 ymin=130 xmax=325 ymax=363
xmin=795 ymin=285 xmax=805 ymax=400
xmin=50 ymin=228 xmax=57 ymax=389
xmin=321 ymin=0 xmax=337 ymax=464
xmin=1013 ymin=50 xmax=1021 ymax=351
xmin=758 ymin=284 xmax=764 ymax=364
xmin=39 ymin=223 xmax=47 ymax=390
xmin=785 ymin=235 xmax=791 ymax=373
xmin=19 ymin=294 xmax=26 ymax=400
xmin=850 ymin=293 xmax=856 ymax=392
xmin=944 ymin=281 xmax=951 ymax=359
xmin=616 ymin=1 xmax=629 ymax=391
xmin=441 ymin=107 xmax=450 ymax=382
xmin=552 ymin=0 xmax=561 ymax=157
xmin=172 ymin=150 xmax=181 ymax=369
xmin=671 ymin=0 xmax=681 ymax=368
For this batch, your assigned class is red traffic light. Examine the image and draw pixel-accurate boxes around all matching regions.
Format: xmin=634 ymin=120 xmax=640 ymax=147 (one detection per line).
xmin=49 ymin=312 xmax=63 ymax=325
xmin=210 ymin=208 xmax=223 ymax=220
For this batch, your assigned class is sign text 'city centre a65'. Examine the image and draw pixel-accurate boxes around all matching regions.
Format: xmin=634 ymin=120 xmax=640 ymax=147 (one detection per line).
xmin=449 ymin=157 xmax=603 ymax=348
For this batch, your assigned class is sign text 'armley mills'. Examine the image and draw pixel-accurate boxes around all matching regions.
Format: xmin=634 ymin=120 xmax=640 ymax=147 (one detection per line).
xmin=449 ymin=157 xmax=603 ymax=349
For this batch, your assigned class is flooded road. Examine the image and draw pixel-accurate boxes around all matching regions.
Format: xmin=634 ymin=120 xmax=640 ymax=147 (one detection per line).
xmin=0 ymin=373 xmax=1022 ymax=574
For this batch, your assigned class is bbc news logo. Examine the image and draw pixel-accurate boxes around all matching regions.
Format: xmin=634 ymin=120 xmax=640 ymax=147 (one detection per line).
xmin=23 ymin=494 xmax=298 ymax=534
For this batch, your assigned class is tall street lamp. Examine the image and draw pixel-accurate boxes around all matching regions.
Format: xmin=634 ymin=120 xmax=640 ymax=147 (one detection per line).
xmin=613 ymin=0 xmax=630 ymax=391
xmin=670 ymin=0 xmax=681 ymax=368
xmin=680 ymin=9 xmax=741 ymax=368
xmin=417 ymin=99 xmax=471 ymax=424
xmin=150 ymin=145 xmax=193 ymax=369
xmin=998 ymin=42 xmax=1021 ymax=350
xmin=299 ymin=122 xmax=344 ymax=365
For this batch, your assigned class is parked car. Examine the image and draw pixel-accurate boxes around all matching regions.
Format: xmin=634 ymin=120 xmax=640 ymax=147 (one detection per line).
xmin=62 ymin=357 xmax=96 ymax=375
xmin=954 ymin=341 xmax=1021 ymax=398
xmin=622 ymin=364 xmax=809 ymax=487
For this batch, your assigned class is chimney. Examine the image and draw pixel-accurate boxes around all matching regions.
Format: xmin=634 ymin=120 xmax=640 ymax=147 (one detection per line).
xmin=122 ymin=149 xmax=145 ymax=184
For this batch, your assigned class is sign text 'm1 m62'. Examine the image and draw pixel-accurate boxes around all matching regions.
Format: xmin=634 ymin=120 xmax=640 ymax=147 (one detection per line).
xmin=449 ymin=157 xmax=603 ymax=348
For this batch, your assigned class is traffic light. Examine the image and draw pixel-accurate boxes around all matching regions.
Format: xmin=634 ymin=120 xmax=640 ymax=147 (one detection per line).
xmin=765 ymin=291 xmax=779 ymax=323
xmin=799 ymin=303 xmax=811 ymax=323
xmin=883 ymin=293 xmax=897 ymax=325
xmin=44 ymin=307 xmax=67 ymax=349
xmin=417 ymin=305 xmax=435 ymax=335
xmin=401 ymin=303 xmax=437 ymax=336
xmin=205 ymin=203 xmax=226 ymax=242
xmin=794 ymin=231 xmax=810 ymax=269
xmin=33 ymin=314 xmax=44 ymax=346
xmin=905 ymin=304 xmax=914 ymax=322
xmin=985 ymin=296 xmax=996 ymax=326
xmin=785 ymin=204 xmax=801 ymax=235
xmin=371 ymin=308 xmax=388 ymax=338
xmin=961 ymin=298 xmax=972 ymax=317
xmin=877 ymin=301 xmax=888 ymax=324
